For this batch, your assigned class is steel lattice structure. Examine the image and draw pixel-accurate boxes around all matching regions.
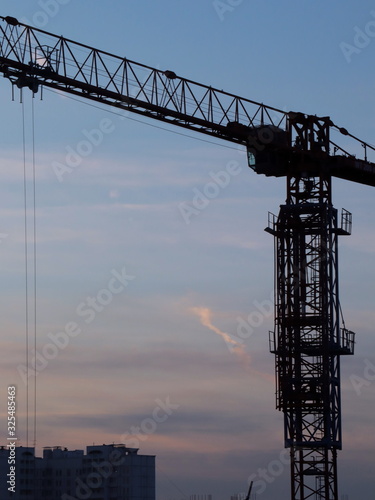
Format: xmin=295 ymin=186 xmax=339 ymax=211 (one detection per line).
xmin=267 ymin=173 xmax=355 ymax=500
xmin=0 ymin=15 xmax=374 ymax=500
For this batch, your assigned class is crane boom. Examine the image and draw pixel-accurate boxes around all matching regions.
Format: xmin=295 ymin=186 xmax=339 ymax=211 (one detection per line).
xmin=1 ymin=15 xmax=375 ymax=186
xmin=0 ymin=15 xmax=287 ymax=143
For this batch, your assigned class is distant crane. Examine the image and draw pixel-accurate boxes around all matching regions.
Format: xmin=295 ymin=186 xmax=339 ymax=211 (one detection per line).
xmin=1 ymin=15 xmax=374 ymax=500
xmin=245 ymin=480 xmax=253 ymax=500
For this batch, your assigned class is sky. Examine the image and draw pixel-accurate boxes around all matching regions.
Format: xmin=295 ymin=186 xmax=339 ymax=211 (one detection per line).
xmin=0 ymin=1 xmax=375 ymax=499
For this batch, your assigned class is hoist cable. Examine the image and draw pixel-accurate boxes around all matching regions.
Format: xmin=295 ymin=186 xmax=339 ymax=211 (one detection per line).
xmin=44 ymin=87 xmax=243 ymax=153
xmin=21 ymin=93 xmax=29 ymax=449
xmin=21 ymin=93 xmax=38 ymax=453
xmin=31 ymin=95 xmax=37 ymax=450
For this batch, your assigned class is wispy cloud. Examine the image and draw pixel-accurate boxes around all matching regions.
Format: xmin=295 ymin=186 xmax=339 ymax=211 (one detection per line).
xmin=190 ymin=306 xmax=252 ymax=370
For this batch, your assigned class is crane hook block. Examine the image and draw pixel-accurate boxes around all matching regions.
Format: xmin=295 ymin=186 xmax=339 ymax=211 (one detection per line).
xmin=5 ymin=16 xmax=19 ymax=26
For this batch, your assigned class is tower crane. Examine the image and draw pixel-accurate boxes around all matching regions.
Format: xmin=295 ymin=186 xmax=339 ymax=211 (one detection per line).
xmin=1 ymin=15 xmax=375 ymax=500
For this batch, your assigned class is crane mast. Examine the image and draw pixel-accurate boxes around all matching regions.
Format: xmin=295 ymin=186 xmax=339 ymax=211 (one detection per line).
xmin=1 ymin=15 xmax=374 ymax=500
xmin=268 ymin=173 xmax=354 ymax=500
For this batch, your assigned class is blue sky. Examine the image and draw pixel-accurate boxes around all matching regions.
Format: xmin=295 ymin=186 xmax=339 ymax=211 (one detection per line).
xmin=0 ymin=1 xmax=375 ymax=499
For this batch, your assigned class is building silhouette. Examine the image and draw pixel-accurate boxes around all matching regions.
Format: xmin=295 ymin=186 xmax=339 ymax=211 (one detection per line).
xmin=0 ymin=443 xmax=155 ymax=499
xmin=190 ymin=494 xmax=212 ymax=500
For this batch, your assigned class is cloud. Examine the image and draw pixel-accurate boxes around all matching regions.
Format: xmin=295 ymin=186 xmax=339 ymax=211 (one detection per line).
xmin=190 ymin=306 xmax=252 ymax=371
xmin=189 ymin=306 xmax=276 ymax=387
